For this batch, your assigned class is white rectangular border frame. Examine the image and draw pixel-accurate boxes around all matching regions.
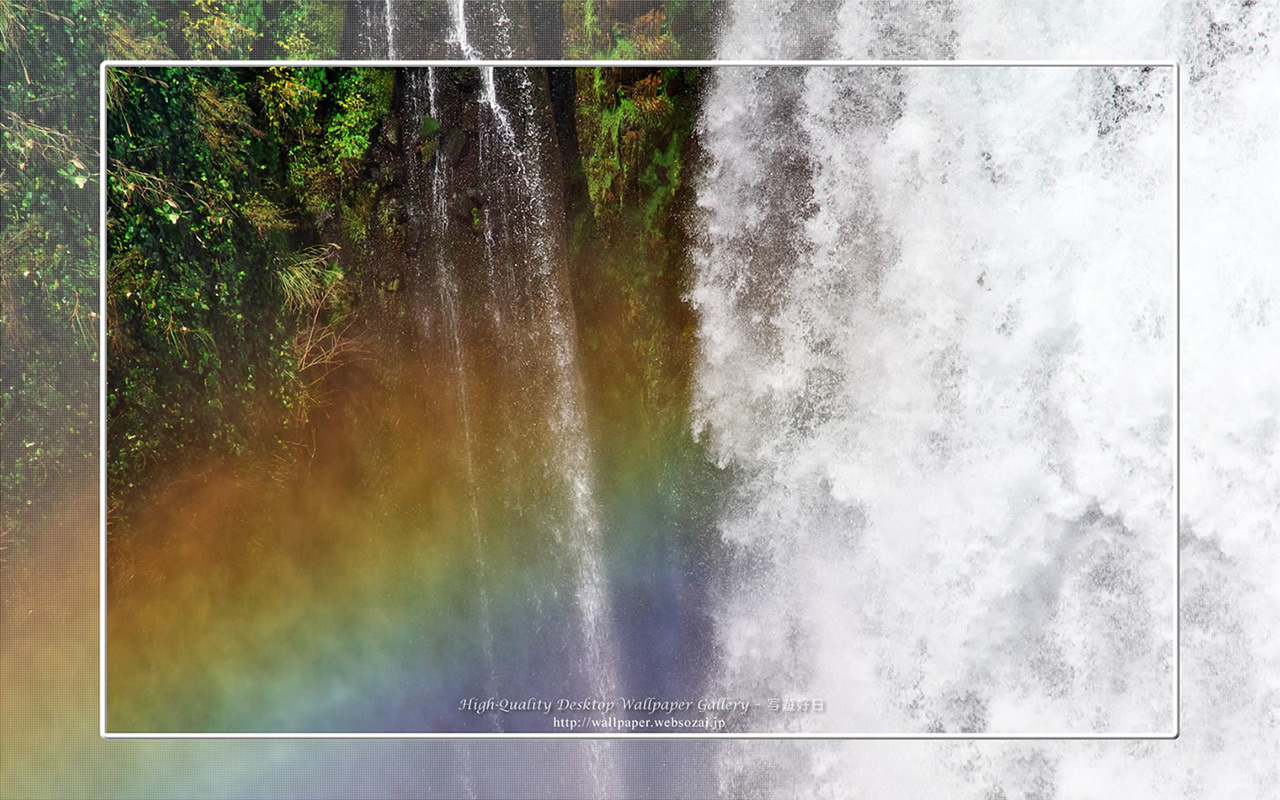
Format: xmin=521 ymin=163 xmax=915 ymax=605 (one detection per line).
xmin=99 ymin=58 xmax=1180 ymax=741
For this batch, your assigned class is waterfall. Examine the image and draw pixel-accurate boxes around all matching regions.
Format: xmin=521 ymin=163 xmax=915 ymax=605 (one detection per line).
xmin=464 ymin=30 xmax=618 ymax=708
xmin=383 ymin=0 xmax=396 ymax=59
xmin=695 ymin=8 xmax=1175 ymax=757
xmin=478 ymin=68 xmax=624 ymax=785
xmin=447 ymin=0 xmax=481 ymax=60
xmin=350 ymin=0 xmax=396 ymax=58
xmin=444 ymin=8 xmax=620 ymax=790
xmin=420 ymin=6 xmax=620 ymax=789
xmin=401 ymin=66 xmax=502 ymax=727
xmin=364 ymin=13 xmax=618 ymax=790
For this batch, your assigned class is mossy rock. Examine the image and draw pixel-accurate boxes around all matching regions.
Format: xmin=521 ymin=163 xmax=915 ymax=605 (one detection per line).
xmin=377 ymin=198 xmax=401 ymax=238
xmin=420 ymin=136 xmax=438 ymax=165
xmin=419 ymin=116 xmax=440 ymax=165
xmin=341 ymin=183 xmax=378 ymax=246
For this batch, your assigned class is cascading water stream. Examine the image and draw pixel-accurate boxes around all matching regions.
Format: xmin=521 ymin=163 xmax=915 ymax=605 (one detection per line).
xmin=694 ymin=4 xmax=1175 ymax=759
xmin=403 ymin=66 xmax=502 ymax=729
xmin=383 ymin=0 xmax=396 ymax=59
xmin=501 ymin=90 xmax=624 ymax=786
xmin=438 ymin=5 xmax=620 ymax=790
xmin=445 ymin=0 xmax=619 ymax=709
xmin=351 ymin=0 xmax=397 ymax=59
xmin=448 ymin=0 xmax=481 ymax=61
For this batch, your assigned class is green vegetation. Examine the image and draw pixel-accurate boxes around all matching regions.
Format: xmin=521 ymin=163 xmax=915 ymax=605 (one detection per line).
xmin=1 ymin=0 xmax=711 ymax=559
xmin=2 ymin=1 xmax=108 ymax=545
xmin=577 ymin=67 xmax=691 ymax=231
xmin=570 ymin=59 xmax=702 ymax=426
xmin=419 ymin=115 xmax=440 ymax=164
xmin=565 ymin=3 xmax=680 ymax=61
xmin=123 ymin=0 xmax=343 ymax=61
xmin=564 ymin=4 xmax=700 ymax=244
xmin=0 ymin=0 xmax=352 ymax=561
xmin=560 ymin=4 xmax=707 ymax=482
xmin=106 ymin=66 xmax=389 ymax=521
xmin=564 ymin=2 xmax=720 ymax=62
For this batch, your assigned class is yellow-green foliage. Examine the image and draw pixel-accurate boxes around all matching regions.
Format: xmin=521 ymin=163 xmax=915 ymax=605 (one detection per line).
xmin=342 ymin=182 xmax=378 ymax=246
xmin=104 ymin=66 xmax=380 ymax=522
xmin=272 ymin=68 xmax=395 ymax=224
xmin=3 ymin=1 xmax=365 ymax=536
xmin=277 ymin=1 xmax=344 ymax=58
xmin=182 ymin=0 xmax=260 ymax=58
xmin=565 ymin=3 xmax=679 ymax=60
xmin=577 ymin=67 xmax=685 ymax=235
xmin=3 ymin=0 xmax=111 ymax=522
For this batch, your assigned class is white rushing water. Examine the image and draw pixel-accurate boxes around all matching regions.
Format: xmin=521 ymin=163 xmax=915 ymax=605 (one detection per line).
xmin=448 ymin=0 xmax=480 ymax=61
xmin=383 ymin=0 xmax=396 ymax=59
xmin=354 ymin=0 xmax=397 ymax=59
xmin=433 ymin=4 xmax=620 ymax=788
xmin=405 ymin=66 xmax=501 ymax=726
xmin=444 ymin=0 xmax=619 ymax=711
xmin=702 ymin=1 xmax=1279 ymax=797
xmin=695 ymin=38 xmax=1175 ymax=738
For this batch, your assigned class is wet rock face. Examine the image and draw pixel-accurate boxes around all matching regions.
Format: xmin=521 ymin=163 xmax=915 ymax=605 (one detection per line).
xmin=346 ymin=0 xmax=546 ymax=60
xmin=344 ymin=64 xmax=582 ymax=331
xmin=368 ymin=67 xmax=571 ymax=297
xmin=351 ymin=68 xmax=501 ymax=340
xmin=343 ymin=0 xmax=455 ymax=59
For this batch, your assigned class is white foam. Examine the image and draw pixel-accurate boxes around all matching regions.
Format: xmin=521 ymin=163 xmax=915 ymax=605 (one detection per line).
xmin=696 ymin=33 xmax=1175 ymax=740
xmin=700 ymin=0 xmax=1278 ymax=794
